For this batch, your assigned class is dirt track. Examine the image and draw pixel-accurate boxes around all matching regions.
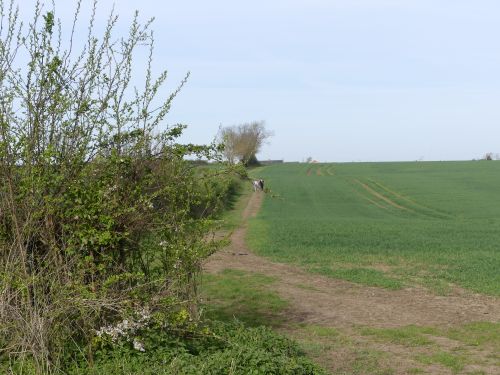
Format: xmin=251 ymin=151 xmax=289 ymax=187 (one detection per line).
xmin=203 ymin=191 xmax=500 ymax=374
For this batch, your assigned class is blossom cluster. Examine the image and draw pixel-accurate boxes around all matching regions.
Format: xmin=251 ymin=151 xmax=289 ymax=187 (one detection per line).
xmin=95 ymin=308 xmax=151 ymax=352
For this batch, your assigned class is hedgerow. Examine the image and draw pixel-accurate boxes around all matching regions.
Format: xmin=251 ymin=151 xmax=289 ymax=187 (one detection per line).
xmin=0 ymin=0 xmax=239 ymax=372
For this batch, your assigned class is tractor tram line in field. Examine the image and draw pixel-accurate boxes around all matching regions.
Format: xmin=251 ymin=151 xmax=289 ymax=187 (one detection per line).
xmin=349 ymin=177 xmax=453 ymax=220
xmin=325 ymin=166 xmax=336 ymax=176
xmin=305 ymin=164 xmax=335 ymax=177
xmin=367 ymin=179 xmax=454 ymax=219
xmin=359 ymin=194 xmax=392 ymax=212
xmin=353 ymin=178 xmax=414 ymax=212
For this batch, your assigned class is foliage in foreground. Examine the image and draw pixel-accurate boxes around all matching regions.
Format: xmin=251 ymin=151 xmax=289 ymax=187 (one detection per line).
xmin=0 ymin=1 xmax=243 ymax=372
xmin=65 ymin=321 xmax=326 ymax=375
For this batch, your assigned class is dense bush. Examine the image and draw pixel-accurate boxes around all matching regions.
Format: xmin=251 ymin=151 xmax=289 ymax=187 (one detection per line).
xmin=0 ymin=1 xmax=240 ymax=372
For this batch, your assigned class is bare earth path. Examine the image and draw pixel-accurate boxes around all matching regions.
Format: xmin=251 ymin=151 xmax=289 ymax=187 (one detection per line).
xmin=204 ymin=191 xmax=500 ymax=374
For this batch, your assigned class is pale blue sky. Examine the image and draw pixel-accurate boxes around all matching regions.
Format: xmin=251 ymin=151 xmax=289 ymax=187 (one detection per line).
xmin=21 ymin=1 xmax=500 ymax=161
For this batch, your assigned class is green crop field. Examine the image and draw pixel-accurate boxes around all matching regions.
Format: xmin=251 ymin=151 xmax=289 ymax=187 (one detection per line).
xmin=247 ymin=161 xmax=500 ymax=295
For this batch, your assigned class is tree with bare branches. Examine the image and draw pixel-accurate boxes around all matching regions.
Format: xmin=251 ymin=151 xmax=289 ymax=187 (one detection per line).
xmin=219 ymin=121 xmax=273 ymax=166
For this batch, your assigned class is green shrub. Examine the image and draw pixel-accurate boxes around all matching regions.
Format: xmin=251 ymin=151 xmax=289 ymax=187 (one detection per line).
xmin=67 ymin=321 xmax=327 ymax=375
xmin=0 ymin=1 xmax=239 ymax=372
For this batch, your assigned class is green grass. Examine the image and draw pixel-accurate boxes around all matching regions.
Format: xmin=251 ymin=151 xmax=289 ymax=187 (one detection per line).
xmin=357 ymin=323 xmax=500 ymax=372
xmin=201 ymin=269 xmax=288 ymax=327
xmin=65 ymin=321 xmax=326 ymax=375
xmin=415 ymin=351 xmax=466 ymax=373
xmin=438 ymin=322 xmax=500 ymax=351
xmin=219 ymin=179 xmax=253 ymax=230
xmin=359 ymin=326 xmax=435 ymax=347
xmin=218 ymin=166 xmax=267 ymax=230
xmin=247 ymin=161 xmax=500 ymax=295
xmin=289 ymin=324 xmax=395 ymax=375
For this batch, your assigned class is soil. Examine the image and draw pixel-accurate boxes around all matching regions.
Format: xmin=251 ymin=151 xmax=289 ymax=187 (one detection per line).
xmin=203 ymin=191 xmax=500 ymax=374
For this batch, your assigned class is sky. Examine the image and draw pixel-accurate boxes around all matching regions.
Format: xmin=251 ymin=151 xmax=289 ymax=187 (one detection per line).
xmin=16 ymin=0 xmax=500 ymax=162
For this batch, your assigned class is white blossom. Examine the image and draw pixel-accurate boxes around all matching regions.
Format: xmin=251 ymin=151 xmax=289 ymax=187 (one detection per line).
xmin=133 ymin=338 xmax=146 ymax=352
xmin=95 ymin=307 xmax=152 ymax=346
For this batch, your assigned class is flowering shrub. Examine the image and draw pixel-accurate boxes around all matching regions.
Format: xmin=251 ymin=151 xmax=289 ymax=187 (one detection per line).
xmin=95 ymin=309 xmax=151 ymax=345
xmin=0 ymin=1 xmax=239 ymax=372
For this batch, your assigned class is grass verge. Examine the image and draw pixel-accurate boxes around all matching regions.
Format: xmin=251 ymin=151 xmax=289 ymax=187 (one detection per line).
xmin=201 ymin=268 xmax=288 ymax=327
xmin=359 ymin=326 xmax=434 ymax=347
